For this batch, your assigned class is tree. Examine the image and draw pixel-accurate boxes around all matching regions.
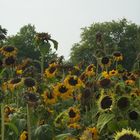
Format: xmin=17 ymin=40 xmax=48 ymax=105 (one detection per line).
xmin=0 ymin=25 xmax=7 ymax=46
xmin=5 ymin=24 xmax=40 ymax=60
xmin=70 ymin=19 xmax=140 ymax=70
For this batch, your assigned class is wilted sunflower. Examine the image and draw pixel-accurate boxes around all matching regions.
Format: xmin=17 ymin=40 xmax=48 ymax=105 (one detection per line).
xmin=80 ymin=127 xmax=98 ymax=140
xmin=42 ymin=91 xmax=57 ymax=105
xmin=35 ymin=32 xmax=51 ymax=42
xmin=114 ymin=129 xmax=140 ymax=140
xmin=68 ymin=107 xmax=80 ymax=123
xmin=3 ymin=56 xmax=16 ymax=67
xmin=53 ymin=83 xmax=72 ymax=100
xmin=117 ymin=96 xmax=130 ymax=110
xmin=98 ymin=95 xmax=114 ymax=111
xmin=113 ymin=51 xmax=123 ymax=61
xmin=44 ymin=63 xmax=58 ymax=78
xmin=125 ymin=80 xmax=135 ymax=86
xmin=20 ymin=130 xmax=28 ymax=140
xmin=24 ymin=77 xmax=37 ymax=92
xmin=64 ymin=75 xmax=84 ymax=89
xmin=0 ymin=45 xmax=17 ymax=57
xmin=101 ymin=56 xmax=111 ymax=68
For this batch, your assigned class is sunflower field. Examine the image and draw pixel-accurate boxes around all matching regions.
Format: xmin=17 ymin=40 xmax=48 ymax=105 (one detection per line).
xmin=0 ymin=32 xmax=140 ymax=140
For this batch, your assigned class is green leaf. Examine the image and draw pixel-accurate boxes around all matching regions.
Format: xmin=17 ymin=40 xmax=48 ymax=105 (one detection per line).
xmin=50 ymin=39 xmax=58 ymax=50
xmin=117 ymin=120 xmax=128 ymax=129
xmin=5 ymin=122 xmax=19 ymax=136
xmin=55 ymin=133 xmax=71 ymax=140
xmin=97 ymin=113 xmax=115 ymax=132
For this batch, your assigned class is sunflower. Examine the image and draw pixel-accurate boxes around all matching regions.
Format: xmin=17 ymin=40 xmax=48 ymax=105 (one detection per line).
xmin=53 ymin=83 xmax=72 ymax=100
xmin=109 ymin=69 xmax=118 ymax=77
xmin=129 ymin=110 xmax=139 ymax=121
xmin=24 ymin=77 xmax=37 ymax=92
xmin=80 ymin=127 xmax=98 ymax=140
xmin=125 ymin=80 xmax=135 ymax=86
xmin=20 ymin=130 xmax=28 ymax=140
xmin=0 ymin=45 xmax=17 ymax=57
xmin=99 ymin=78 xmax=111 ymax=88
xmin=102 ymin=71 xmax=110 ymax=79
xmin=8 ymin=77 xmax=23 ymax=91
xmin=3 ymin=56 xmax=16 ymax=67
xmin=101 ymin=56 xmax=111 ymax=68
xmin=113 ymin=51 xmax=123 ymax=61
xmin=35 ymin=32 xmax=51 ymax=42
xmin=114 ymin=129 xmax=140 ymax=140
xmin=98 ymin=95 xmax=114 ymax=111
xmin=68 ymin=107 xmax=80 ymax=123
xmin=44 ymin=63 xmax=58 ymax=78
xmin=64 ymin=75 xmax=84 ymax=89
xmin=42 ymin=90 xmax=57 ymax=105
xmin=117 ymin=96 xmax=130 ymax=110
xmin=85 ymin=64 xmax=96 ymax=76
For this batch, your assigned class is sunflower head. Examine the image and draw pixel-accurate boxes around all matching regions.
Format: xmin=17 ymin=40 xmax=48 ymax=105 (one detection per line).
xmin=98 ymin=95 xmax=114 ymax=111
xmin=114 ymin=129 xmax=140 ymax=140
xmin=24 ymin=77 xmax=36 ymax=91
xmin=0 ymin=45 xmax=17 ymax=57
xmin=113 ymin=51 xmax=123 ymax=61
xmin=68 ymin=107 xmax=80 ymax=123
xmin=117 ymin=96 xmax=130 ymax=110
xmin=101 ymin=56 xmax=111 ymax=68
xmin=3 ymin=56 xmax=16 ymax=67
xmin=129 ymin=110 xmax=139 ymax=121
xmin=99 ymin=78 xmax=111 ymax=88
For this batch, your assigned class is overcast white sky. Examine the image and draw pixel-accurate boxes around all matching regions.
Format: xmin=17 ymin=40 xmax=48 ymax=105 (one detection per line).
xmin=0 ymin=0 xmax=140 ymax=59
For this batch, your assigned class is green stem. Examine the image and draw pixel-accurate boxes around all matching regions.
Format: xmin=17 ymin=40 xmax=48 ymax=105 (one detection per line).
xmin=27 ymin=104 xmax=31 ymax=140
xmin=1 ymin=103 xmax=5 ymax=140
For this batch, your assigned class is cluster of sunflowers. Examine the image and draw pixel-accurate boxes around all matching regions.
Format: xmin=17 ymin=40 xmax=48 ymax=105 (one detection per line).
xmin=0 ymin=33 xmax=140 ymax=140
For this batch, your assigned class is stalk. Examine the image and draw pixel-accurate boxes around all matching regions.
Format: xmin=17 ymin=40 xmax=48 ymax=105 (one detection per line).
xmin=1 ymin=103 xmax=5 ymax=140
xmin=27 ymin=104 xmax=31 ymax=140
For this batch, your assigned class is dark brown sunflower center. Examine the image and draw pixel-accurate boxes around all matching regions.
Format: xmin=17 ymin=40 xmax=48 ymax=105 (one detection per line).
xmin=101 ymin=96 xmax=112 ymax=109
xmin=129 ymin=111 xmax=138 ymax=120
xmin=100 ymin=78 xmax=111 ymax=88
xmin=101 ymin=57 xmax=109 ymax=64
xmin=69 ymin=109 xmax=76 ymax=118
xmin=49 ymin=66 xmax=56 ymax=73
xmin=68 ymin=77 xmax=78 ymax=86
xmin=118 ymin=134 xmax=136 ymax=140
xmin=59 ymin=85 xmax=68 ymax=93
xmin=113 ymin=52 xmax=121 ymax=57
xmin=24 ymin=78 xmax=36 ymax=87
xmin=87 ymin=65 xmax=93 ymax=71
xmin=10 ymin=78 xmax=21 ymax=84
xmin=4 ymin=46 xmax=15 ymax=52
xmin=5 ymin=57 xmax=16 ymax=65
xmin=117 ymin=97 xmax=130 ymax=110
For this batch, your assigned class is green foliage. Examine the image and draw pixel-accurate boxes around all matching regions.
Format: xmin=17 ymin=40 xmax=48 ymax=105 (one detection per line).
xmin=70 ymin=19 xmax=140 ymax=70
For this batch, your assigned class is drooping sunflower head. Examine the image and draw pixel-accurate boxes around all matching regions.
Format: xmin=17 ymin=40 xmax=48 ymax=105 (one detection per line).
xmin=3 ymin=56 xmax=16 ymax=67
xmin=0 ymin=45 xmax=17 ymax=57
xmin=64 ymin=75 xmax=84 ymax=89
xmin=128 ymin=110 xmax=139 ymax=121
xmin=44 ymin=63 xmax=58 ymax=78
xmin=24 ymin=77 xmax=37 ymax=91
xmin=53 ymin=83 xmax=72 ymax=100
xmin=68 ymin=107 xmax=80 ymax=123
xmin=99 ymin=78 xmax=111 ymax=88
xmin=117 ymin=96 xmax=130 ymax=110
xmin=114 ymin=129 xmax=140 ymax=140
xmin=35 ymin=32 xmax=51 ymax=42
xmin=98 ymin=94 xmax=114 ymax=111
xmin=85 ymin=64 xmax=96 ymax=76
xmin=113 ymin=51 xmax=123 ymax=61
xmin=101 ymin=56 xmax=111 ymax=68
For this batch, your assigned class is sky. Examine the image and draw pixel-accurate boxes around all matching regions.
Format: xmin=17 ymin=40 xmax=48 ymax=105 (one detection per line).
xmin=0 ymin=0 xmax=140 ymax=59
